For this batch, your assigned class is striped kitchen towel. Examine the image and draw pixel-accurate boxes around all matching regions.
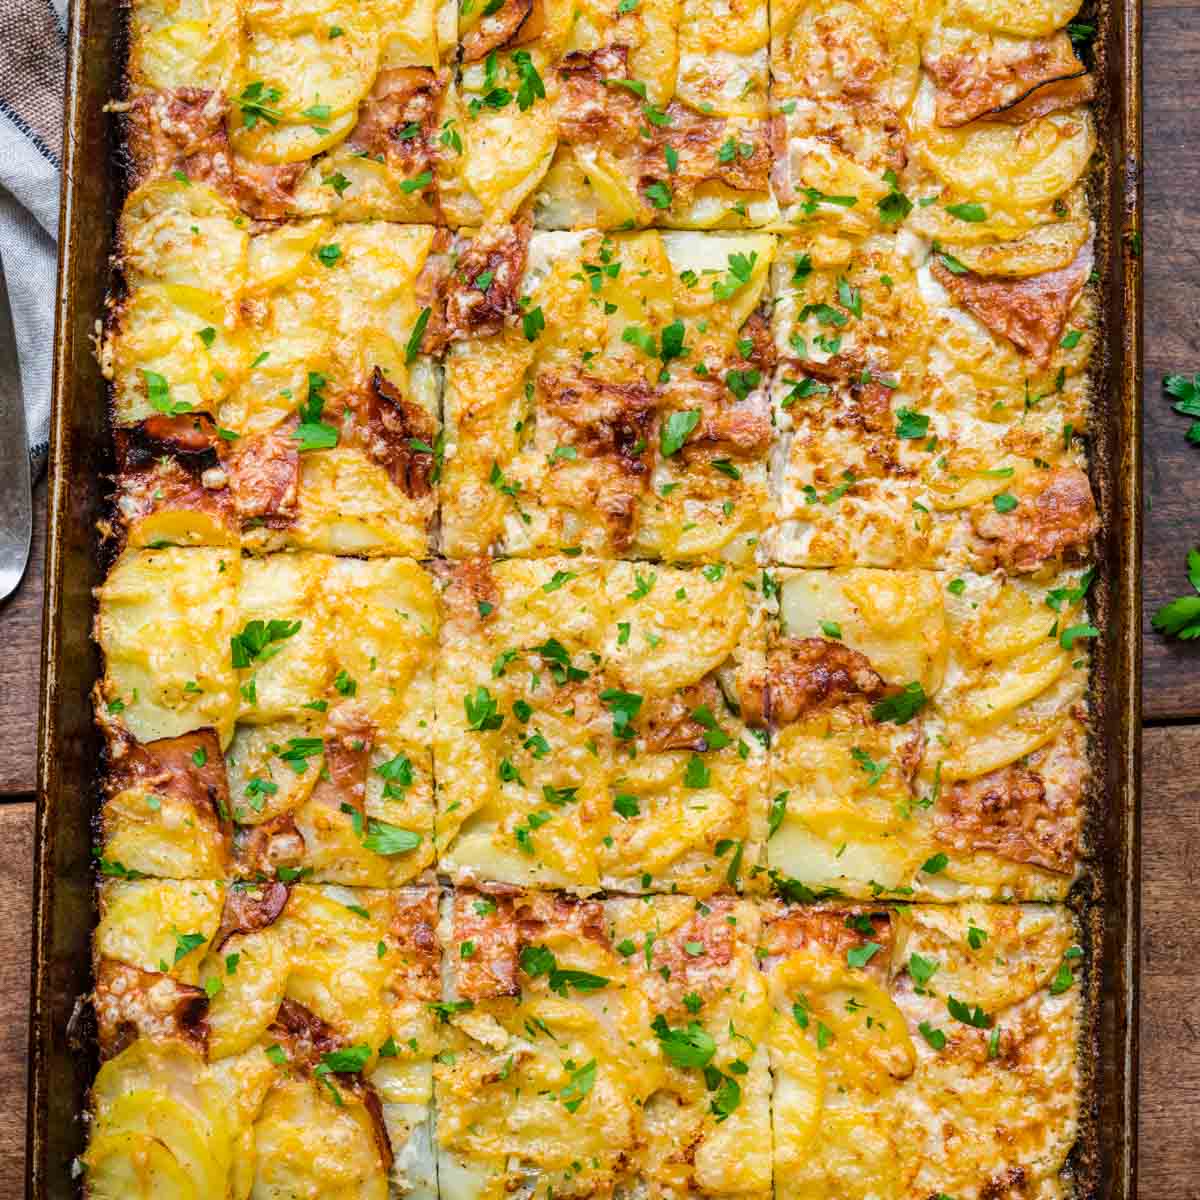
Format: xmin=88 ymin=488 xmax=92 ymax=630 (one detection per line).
xmin=0 ymin=0 xmax=67 ymax=475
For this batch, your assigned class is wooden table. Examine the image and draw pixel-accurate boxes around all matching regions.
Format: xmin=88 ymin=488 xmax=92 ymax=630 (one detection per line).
xmin=1 ymin=6 xmax=1198 ymax=1191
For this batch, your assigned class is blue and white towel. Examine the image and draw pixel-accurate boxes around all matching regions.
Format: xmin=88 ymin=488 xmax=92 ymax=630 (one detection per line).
xmin=0 ymin=0 xmax=67 ymax=476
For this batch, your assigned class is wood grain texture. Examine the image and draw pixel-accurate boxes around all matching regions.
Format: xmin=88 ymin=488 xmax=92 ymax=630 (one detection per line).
xmin=1143 ymin=0 xmax=1200 ymax=719
xmin=0 ymin=801 xmax=34 ymax=1197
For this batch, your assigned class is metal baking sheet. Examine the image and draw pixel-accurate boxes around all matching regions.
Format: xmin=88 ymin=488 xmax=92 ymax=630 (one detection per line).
xmin=25 ymin=0 xmax=1144 ymax=1194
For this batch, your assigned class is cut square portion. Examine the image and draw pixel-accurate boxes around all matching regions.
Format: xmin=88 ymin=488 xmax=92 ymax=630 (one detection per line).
xmin=107 ymin=183 xmax=445 ymax=557
xmin=762 ymin=231 xmax=1098 ymax=572
xmin=761 ymin=566 xmax=1090 ymax=901
xmin=88 ymin=878 xmax=441 ymax=1200
xmin=442 ymin=0 xmax=774 ymax=228
xmin=97 ymin=552 xmax=438 ymax=885
xmin=95 ymin=546 xmax=242 ymax=750
xmin=125 ymin=0 xmax=458 ymax=221
xmin=440 ymin=226 xmax=777 ymax=563
xmin=762 ymin=900 xmax=1084 ymax=1200
xmin=434 ymin=889 xmax=771 ymax=1200
xmin=434 ymin=556 xmax=768 ymax=893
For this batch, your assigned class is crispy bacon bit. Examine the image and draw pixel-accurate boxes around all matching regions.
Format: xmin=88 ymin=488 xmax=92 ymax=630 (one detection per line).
xmin=234 ymin=814 xmax=306 ymax=876
xmin=231 ymin=159 xmax=306 ymax=221
xmin=348 ymin=68 xmax=442 ymax=175
xmin=849 ymin=378 xmax=896 ymax=438
xmin=227 ymin=427 xmax=301 ymax=528
xmin=763 ymin=906 xmax=892 ymax=965
xmin=989 ymin=73 xmax=1095 ymax=125
xmin=537 ymin=369 xmax=655 ymax=549
xmin=453 ymin=891 xmax=521 ymax=1000
xmin=768 ymin=114 xmax=792 ymax=204
xmin=267 ymin=999 xmax=394 ymax=1167
xmin=390 ymin=890 xmax=441 ymax=1001
xmin=972 ymin=466 xmax=1098 ymax=572
xmin=461 ymin=0 xmax=534 ymax=61
xmin=134 ymin=413 xmax=223 ymax=459
xmin=737 ymin=308 xmax=777 ymax=374
xmin=555 ymin=46 xmax=642 ymax=144
xmin=126 ymin=88 xmax=303 ymax=217
xmin=126 ymin=88 xmax=231 ymax=190
xmin=931 ymin=244 xmax=1092 ymax=367
xmin=214 ymin=882 xmax=290 ymax=950
xmin=423 ymin=222 xmax=532 ymax=353
xmin=517 ymin=892 xmax=608 ymax=948
xmin=926 ymin=32 xmax=1087 ymax=128
xmin=439 ymin=557 xmax=501 ymax=628
xmin=687 ymin=404 xmax=774 ymax=458
xmin=647 ymin=900 xmax=738 ymax=992
xmin=345 ymin=368 xmax=438 ymax=498
xmin=94 ymin=960 xmax=209 ymax=1059
xmin=309 ymin=703 xmax=376 ymax=819
xmin=361 ymin=1087 xmax=396 ymax=1175
xmin=106 ymin=727 xmax=231 ymax=837
xmin=268 ymin=997 xmax=345 ymax=1069
xmin=935 ymin=756 xmax=1079 ymax=873
xmin=113 ymin=457 xmax=237 ymax=547
xmin=749 ymin=637 xmax=887 ymax=726
xmin=642 ymin=680 xmax=724 ymax=753
xmin=640 ymin=106 xmax=772 ymax=204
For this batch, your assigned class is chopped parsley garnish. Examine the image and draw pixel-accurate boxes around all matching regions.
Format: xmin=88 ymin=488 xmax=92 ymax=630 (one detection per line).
xmin=870 ymin=681 xmax=927 ymax=724
xmin=230 ymin=618 xmax=301 ymax=668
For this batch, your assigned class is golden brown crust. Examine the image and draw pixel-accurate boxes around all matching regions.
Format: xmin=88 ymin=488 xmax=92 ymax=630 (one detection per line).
xmin=555 ymin=46 xmax=642 ymax=145
xmin=94 ymin=959 xmax=210 ymax=1060
xmin=106 ymin=727 xmax=232 ymax=841
xmin=226 ymin=427 xmax=301 ymax=528
xmin=934 ymin=733 xmax=1085 ymax=873
xmin=926 ymin=32 xmax=1087 ymax=128
xmin=931 ymin=246 xmax=1091 ymax=368
xmin=537 ymin=369 xmax=655 ymax=550
xmin=971 ymin=466 xmax=1098 ymax=572
xmin=748 ymin=637 xmax=887 ymax=727
xmin=762 ymin=905 xmax=892 ymax=969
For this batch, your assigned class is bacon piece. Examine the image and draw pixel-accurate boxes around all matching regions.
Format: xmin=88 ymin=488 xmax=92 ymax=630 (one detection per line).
xmin=537 ymin=369 xmax=655 ymax=549
xmin=309 ymin=703 xmax=376 ymax=819
xmin=346 ymin=367 xmax=438 ymax=498
xmin=112 ymin=457 xmax=237 ymax=547
xmin=227 ymin=426 xmax=301 ymax=528
xmin=268 ymin=998 xmax=345 ymax=1069
xmin=461 ymin=0 xmax=534 ymax=61
xmin=438 ymin=558 xmax=500 ymax=629
xmin=926 ymin=31 xmax=1088 ymax=128
xmin=231 ymin=159 xmax=306 ymax=221
xmin=267 ymin=1000 xmax=394 ymax=1167
xmin=931 ymin=244 xmax=1091 ymax=368
xmin=125 ymin=88 xmax=303 ymax=217
xmin=555 ymin=46 xmax=642 ymax=144
xmin=234 ymin=814 xmax=307 ymax=877
xmin=105 ymin=727 xmax=231 ymax=837
xmin=516 ymin=892 xmax=608 ymax=948
xmin=763 ymin=906 xmax=892 ymax=966
xmin=640 ymin=106 xmax=771 ymax=204
xmin=749 ymin=637 xmax=887 ymax=726
xmin=422 ymin=222 xmax=531 ymax=352
xmin=737 ymin=308 xmax=777 ymax=374
xmin=348 ymin=67 xmax=443 ymax=176
xmin=986 ymin=72 xmax=1095 ymax=125
xmin=390 ymin=890 xmax=441 ymax=1001
xmin=134 ymin=413 xmax=224 ymax=458
xmin=688 ymin=405 xmax=773 ymax=458
xmin=640 ymin=680 xmax=725 ymax=753
xmin=971 ymin=466 xmax=1098 ymax=572
xmin=452 ymin=891 xmax=521 ymax=1000
xmin=849 ymin=378 xmax=896 ymax=439
xmin=125 ymin=88 xmax=232 ymax=191
xmin=935 ymin=757 xmax=1079 ymax=873
xmin=768 ymin=114 xmax=792 ymax=204
xmin=214 ymin=882 xmax=290 ymax=950
xmin=94 ymin=960 xmax=209 ymax=1059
